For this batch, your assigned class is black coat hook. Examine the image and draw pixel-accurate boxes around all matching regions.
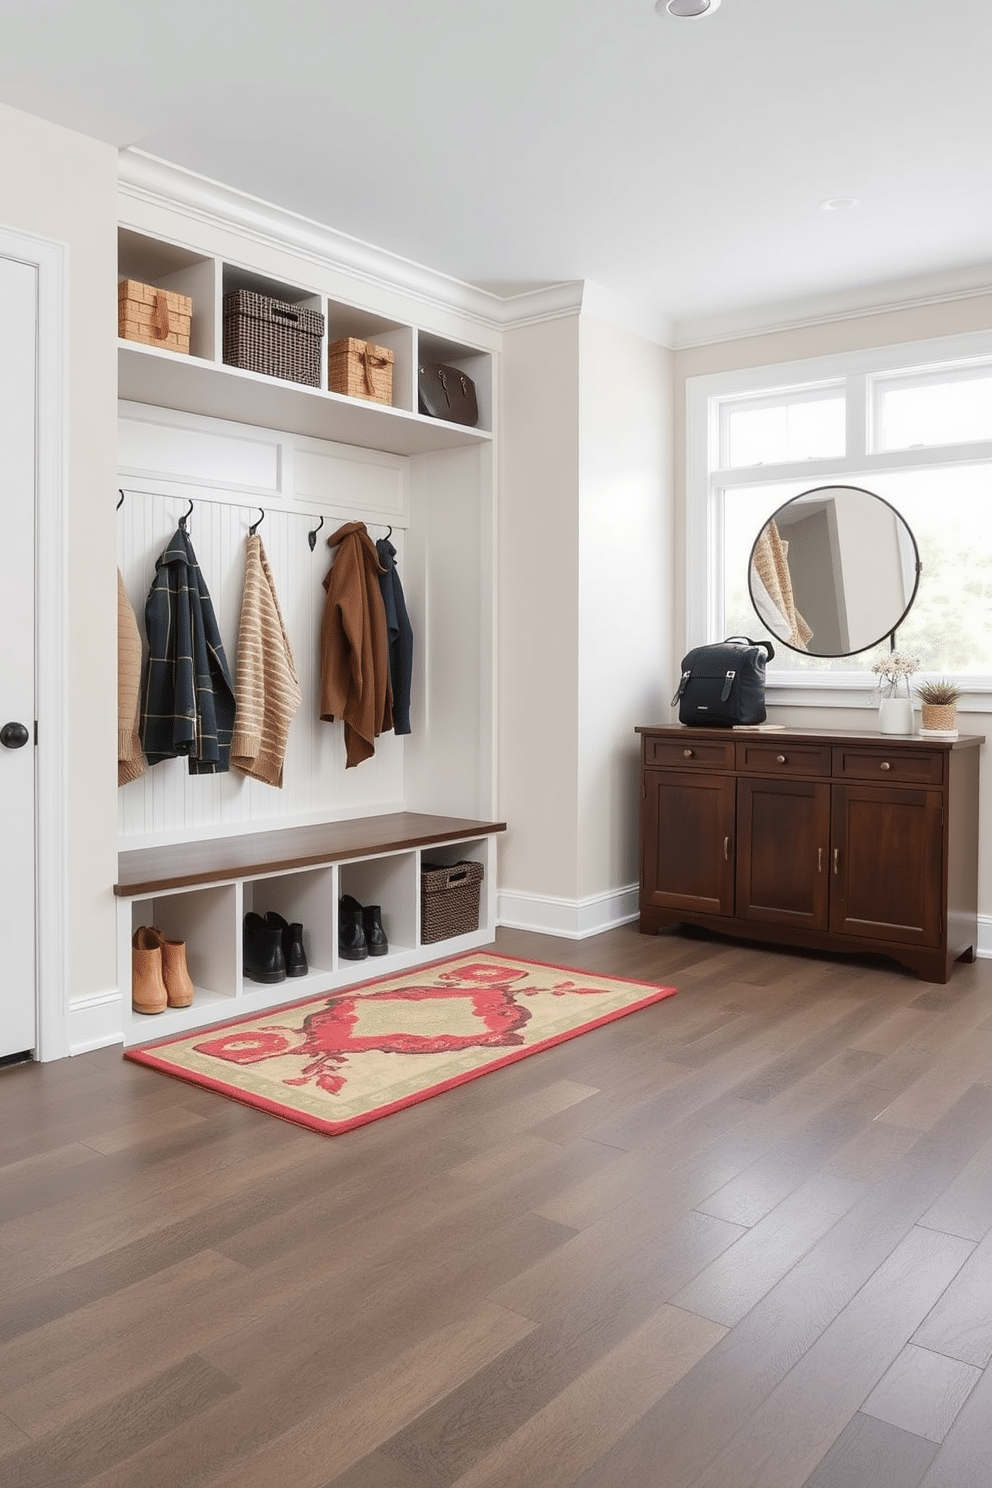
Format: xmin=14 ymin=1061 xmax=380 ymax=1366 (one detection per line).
xmin=385 ymin=525 xmax=393 ymax=541
xmin=117 ymin=489 xmax=125 ymax=510
xmin=249 ymin=508 xmax=265 ymax=536
xmin=179 ymin=498 xmax=194 ymax=529
xmin=307 ymin=515 xmax=324 ymax=552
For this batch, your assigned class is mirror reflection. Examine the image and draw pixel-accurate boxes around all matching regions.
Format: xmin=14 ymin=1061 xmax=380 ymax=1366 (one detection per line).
xmin=748 ymin=485 xmax=920 ymax=658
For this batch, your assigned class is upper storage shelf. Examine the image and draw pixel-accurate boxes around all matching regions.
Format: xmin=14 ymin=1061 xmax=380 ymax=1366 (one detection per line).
xmin=118 ymin=229 xmax=494 ymax=458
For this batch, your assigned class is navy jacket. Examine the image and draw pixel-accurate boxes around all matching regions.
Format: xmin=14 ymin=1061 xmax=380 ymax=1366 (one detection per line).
xmin=375 ymin=537 xmax=413 ymax=735
xmin=140 ymin=523 xmax=236 ymax=773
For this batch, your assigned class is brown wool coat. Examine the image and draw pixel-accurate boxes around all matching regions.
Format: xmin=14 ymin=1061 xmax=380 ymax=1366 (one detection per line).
xmin=319 ymin=521 xmax=393 ymax=767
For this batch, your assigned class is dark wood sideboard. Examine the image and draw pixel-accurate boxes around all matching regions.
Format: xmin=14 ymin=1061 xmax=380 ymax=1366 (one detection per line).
xmin=637 ymin=725 xmax=981 ymax=983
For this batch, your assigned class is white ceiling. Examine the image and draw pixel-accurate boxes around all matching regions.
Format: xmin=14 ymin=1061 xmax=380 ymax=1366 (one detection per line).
xmin=3 ymin=0 xmax=991 ymax=338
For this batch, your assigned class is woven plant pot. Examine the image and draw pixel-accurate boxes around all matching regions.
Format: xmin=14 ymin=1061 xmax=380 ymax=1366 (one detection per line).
xmin=921 ymin=702 xmax=957 ymax=732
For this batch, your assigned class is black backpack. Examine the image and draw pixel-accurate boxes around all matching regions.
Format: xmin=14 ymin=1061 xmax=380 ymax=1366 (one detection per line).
xmin=671 ymin=636 xmax=775 ymax=727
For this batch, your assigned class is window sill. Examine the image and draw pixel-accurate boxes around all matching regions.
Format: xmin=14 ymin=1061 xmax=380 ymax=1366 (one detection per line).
xmin=767 ymin=679 xmax=992 ymax=714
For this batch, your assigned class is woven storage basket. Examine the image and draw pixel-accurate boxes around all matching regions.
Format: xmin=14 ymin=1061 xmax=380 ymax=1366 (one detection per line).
xmin=118 ymin=280 xmax=192 ymax=354
xmin=223 ymin=290 xmax=324 ymax=387
xmin=328 ymin=337 xmax=394 ymax=405
xmin=420 ymin=860 xmax=484 ymax=944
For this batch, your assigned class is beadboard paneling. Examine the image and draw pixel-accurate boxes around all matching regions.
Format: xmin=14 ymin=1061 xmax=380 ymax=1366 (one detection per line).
xmin=117 ymin=405 xmax=409 ymax=845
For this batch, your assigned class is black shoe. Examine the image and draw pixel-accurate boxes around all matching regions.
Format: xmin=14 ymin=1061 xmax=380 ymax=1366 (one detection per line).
xmin=339 ymin=894 xmax=368 ymax=961
xmin=266 ymin=912 xmax=308 ymax=977
xmin=362 ymin=904 xmax=389 ymax=956
xmin=243 ymin=912 xmax=286 ymax=983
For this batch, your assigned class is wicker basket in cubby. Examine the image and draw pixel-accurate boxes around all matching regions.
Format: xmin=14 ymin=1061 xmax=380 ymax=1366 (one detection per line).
xmin=420 ymin=860 xmax=484 ymax=944
xmin=118 ymin=279 xmax=192 ymax=354
xmin=328 ymin=337 xmax=395 ymax=405
xmin=223 ymin=290 xmax=324 ymax=387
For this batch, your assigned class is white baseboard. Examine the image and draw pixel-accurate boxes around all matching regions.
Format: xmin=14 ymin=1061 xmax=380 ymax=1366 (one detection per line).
xmin=497 ymin=884 xmax=640 ymax=940
xmin=62 ymin=911 xmax=992 ymax=1059
xmin=68 ymin=989 xmax=124 ymax=1055
xmin=497 ymin=897 xmax=992 ymax=962
xmin=977 ymin=915 xmax=992 ymax=960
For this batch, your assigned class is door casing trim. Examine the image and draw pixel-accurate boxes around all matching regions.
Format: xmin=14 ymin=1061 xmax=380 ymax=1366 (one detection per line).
xmin=0 ymin=224 xmax=69 ymax=1061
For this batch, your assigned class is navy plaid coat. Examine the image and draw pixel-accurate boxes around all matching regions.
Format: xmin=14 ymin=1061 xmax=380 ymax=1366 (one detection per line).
xmin=140 ymin=522 xmax=236 ymax=773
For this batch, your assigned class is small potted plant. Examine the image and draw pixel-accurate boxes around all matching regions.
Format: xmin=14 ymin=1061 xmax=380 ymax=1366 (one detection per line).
xmin=916 ymin=678 xmax=961 ymax=736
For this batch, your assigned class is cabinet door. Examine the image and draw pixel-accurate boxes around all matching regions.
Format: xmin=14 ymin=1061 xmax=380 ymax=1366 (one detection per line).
xmin=641 ymin=769 xmax=736 ymax=917
xmin=830 ymin=784 xmax=942 ymax=946
xmin=737 ymin=777 xmax=830 ymax=929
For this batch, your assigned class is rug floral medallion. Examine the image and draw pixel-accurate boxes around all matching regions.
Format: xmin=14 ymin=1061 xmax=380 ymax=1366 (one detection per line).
xmin=125 ymin=951 xmax=677 ymax=1134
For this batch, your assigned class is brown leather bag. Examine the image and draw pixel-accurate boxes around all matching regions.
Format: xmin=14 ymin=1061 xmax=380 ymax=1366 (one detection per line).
xmin=418 ymin=363 xmax=479 ymax=426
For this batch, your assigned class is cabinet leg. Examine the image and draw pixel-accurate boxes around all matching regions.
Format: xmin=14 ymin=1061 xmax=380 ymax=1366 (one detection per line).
xmin=639 ymin=908 xmax=683 ymax=936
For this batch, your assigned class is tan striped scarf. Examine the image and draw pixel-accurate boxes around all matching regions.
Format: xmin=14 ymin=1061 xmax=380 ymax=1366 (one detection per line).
xmin=231 ymin=535 xmax=301 ymax=788
xmin=118 ymin=568 xmax=147 ymax=786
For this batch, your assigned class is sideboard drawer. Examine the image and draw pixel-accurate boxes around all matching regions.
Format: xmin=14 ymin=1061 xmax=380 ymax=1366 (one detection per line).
xmin=832 ymin=746 xmax=945 ymax=786
xmin=643 ymin=736 xmax=735 ymax=771
xmin=736 ymin=742 xmax=833 ymax=778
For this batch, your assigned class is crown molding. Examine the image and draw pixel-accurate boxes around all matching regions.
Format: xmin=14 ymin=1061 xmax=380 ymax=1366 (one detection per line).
xmin=117 ymin=150 xmax=677 ymax=343
xmin=118 ymin=151 xmax=992 ymax=354
xmin=118 ymin=150 xmax=608 ymax=336
xmin=672 ymin=260 xmax=992 ymax=350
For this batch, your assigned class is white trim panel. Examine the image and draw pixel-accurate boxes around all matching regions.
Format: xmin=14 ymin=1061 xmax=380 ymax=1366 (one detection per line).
xmin=68 ymin=990 xmax=125 ymax=1056
xmin=498 ymin=884 xmax=640 ymax=940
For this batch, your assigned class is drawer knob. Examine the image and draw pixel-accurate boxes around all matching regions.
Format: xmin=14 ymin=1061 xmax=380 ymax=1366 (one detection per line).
xmin=684 ymin=749 xmax=693 ymax=759
xmin=776 ymin=754 xmax=786 ymax=764
xmin=880 ymin=761 xmax=891 ymax=771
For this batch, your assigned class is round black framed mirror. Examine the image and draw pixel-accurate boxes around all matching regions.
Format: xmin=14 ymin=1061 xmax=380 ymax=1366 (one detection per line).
xmin=748 ymin=485 xmax=921 ymax=658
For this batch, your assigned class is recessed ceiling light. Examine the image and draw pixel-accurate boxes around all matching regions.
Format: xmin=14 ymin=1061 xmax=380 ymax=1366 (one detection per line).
xmin=821 ymin=197 xmax=860 ymax=211
xmin=657 ymin=0 xmax=722 ymax=17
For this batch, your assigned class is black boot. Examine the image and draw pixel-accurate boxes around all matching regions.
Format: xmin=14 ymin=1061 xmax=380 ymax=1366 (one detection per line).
xmin=266 ymin=912 xmax=308 ymax=977
xmin=339 ymin=894 xmax=368 ymax=961
xmin=243 ymin=912 xmax=286 ymax=983
xmin=362 ymin=904 xmax=389 ymax=956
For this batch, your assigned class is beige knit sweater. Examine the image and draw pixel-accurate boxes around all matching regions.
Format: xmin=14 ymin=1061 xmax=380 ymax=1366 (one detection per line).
xmin=231 ymin=534 xmax=301 ymax=787
xmin=117 ymin=568 xmax=146 ymax=786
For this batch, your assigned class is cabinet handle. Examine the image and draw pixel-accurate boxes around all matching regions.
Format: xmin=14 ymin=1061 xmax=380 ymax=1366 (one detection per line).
xmin=818 ymin=847 xmax=823 ymax=873
xmin=724 ymin=835 xmax=730 ymax=861
xmin=833 ymin=848 xmax=839 ymax=875
xmin=776 ymin=754 xmax=786 ymax=764
xmin=684 ymin=748 xmax=693 ymax=759
xmin=880 ymin=761 xmax=891 ymax=771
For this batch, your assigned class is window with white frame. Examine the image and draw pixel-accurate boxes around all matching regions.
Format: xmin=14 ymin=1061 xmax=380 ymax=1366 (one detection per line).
xmin=685 ymin=333 xmax=992 ymax=692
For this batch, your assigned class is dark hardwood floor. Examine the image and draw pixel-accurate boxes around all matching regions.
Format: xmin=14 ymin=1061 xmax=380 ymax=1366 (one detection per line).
xmin=3 ymin=923 xmax=992 ymax=1486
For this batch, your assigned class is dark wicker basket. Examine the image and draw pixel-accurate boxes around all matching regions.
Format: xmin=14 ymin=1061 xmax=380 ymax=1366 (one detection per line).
xmin=421 ymin=860 xmax=484 ymax=944
xmin=223 ymin=290 xmax=324 ymax=387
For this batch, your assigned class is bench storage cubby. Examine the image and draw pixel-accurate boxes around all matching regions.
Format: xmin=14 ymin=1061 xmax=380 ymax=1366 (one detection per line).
xmin=116 ymin=813 xmax=505 ymax=1045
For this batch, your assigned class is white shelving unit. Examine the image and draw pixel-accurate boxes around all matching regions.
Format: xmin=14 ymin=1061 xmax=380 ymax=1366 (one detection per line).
xmin=116 ymin=818 xmax=503 ymax=1046
xmin=115 ymin=208 xmax=502 ymax=1045
xmin=117 ymin=228 xmax=494 ymax=456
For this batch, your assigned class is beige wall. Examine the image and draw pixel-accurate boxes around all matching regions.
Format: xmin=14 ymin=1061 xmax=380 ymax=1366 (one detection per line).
xmin=0 ymin=102 xmax=119 ymax=1020
xmin=499 ymin=315 xmax=582 ymax=899
xmin=673 ymin=291 xmax=992 ymax=928
xmin=499 ymin=311 xmax=672 ymax=914
xmin=577 ymin=314 xmax=672 ymax=900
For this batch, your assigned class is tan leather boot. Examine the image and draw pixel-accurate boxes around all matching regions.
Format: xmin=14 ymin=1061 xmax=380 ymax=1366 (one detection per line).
xmin=160 ymin=937 xmax=194 ymax=1008
xmin=132 ymin=927 xmax=167 ymax=1014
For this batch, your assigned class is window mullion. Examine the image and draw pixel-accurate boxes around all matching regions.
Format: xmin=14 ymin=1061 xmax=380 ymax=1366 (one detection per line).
xmin=846 ymin=372 xmax=869 ymax=458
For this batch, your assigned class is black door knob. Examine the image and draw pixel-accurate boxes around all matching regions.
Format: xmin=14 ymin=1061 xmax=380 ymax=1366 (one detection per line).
xmin=0 ymin=722 xmax=30 ymax=749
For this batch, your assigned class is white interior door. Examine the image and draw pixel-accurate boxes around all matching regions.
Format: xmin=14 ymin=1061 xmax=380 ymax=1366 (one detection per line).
xmin=0 ymin=255 xmax=38 ymax=1058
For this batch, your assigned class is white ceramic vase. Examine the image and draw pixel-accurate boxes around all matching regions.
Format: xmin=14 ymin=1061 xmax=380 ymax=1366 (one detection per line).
xmin=878 ymin=697 xmax=914 ymax=735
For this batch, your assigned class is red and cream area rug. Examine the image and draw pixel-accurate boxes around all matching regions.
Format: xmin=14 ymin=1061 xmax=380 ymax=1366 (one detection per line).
xmin=125 ymin=951 xmax=677 ymax=1135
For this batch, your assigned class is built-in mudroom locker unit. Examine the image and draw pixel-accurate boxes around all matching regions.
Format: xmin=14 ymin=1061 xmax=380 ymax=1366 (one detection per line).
xmin=114 ymin=157 xmax=504 ymax=1046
